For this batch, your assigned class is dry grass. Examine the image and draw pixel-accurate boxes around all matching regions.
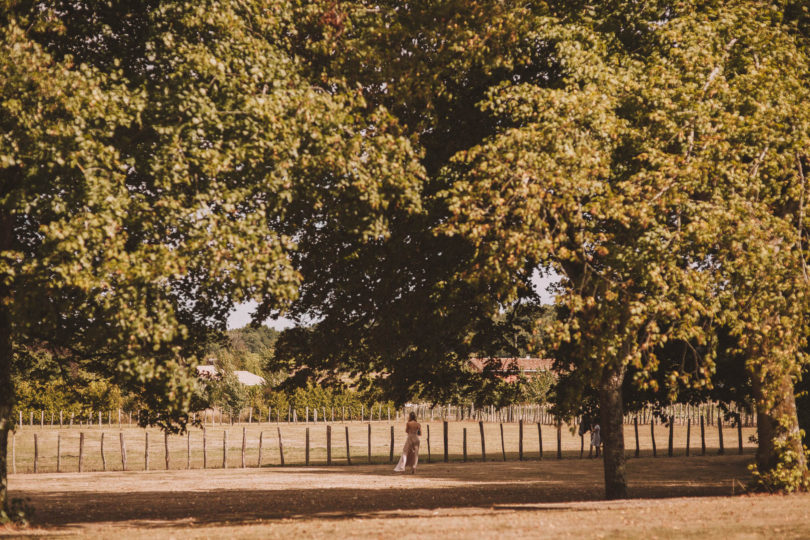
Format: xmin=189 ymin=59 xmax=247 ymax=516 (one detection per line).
xmin=9 ymin=420 xmax=755 ymax=474
xmin=5 ymin=452 xmax=807 ymax=539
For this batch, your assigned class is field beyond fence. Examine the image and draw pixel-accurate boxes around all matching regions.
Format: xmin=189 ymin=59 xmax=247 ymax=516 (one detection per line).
xmin=9 ymin=403 xmax=756 ymax=475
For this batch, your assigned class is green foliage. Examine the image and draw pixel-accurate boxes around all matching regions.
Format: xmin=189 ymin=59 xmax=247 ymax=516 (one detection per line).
xmin=206 ymin=326 xmax=280 ymax=379
xmin=749 ymin=423 xmax=810 ymax=493
xmin=274 ymin=1 xmax=570 ymax=404
xmin=440 ymin=1 xmax=810 ymax=490
xmin=518 ymin=372 xmax=555 ymax=405
xmin=12 ymin=348 xmax=128 ymax=420
xmin=263 ymin=389 xmax=290 ymax=415
xmin=1 ymin=0 xmax=808 ymax=507
xmin=2 ymin=0 xmax=422 ymax=419
xmin=257 ymin=382 xmax=393 ymax=419
xmin=0 ymin=497 xmax=33 ymax=526
xmin=1 ymin=0 xmax=422 ymax=513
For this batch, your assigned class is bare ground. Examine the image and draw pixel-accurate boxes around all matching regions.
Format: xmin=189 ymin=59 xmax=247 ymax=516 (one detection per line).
xmin=5 ymin=454 xmax=809 ymax=539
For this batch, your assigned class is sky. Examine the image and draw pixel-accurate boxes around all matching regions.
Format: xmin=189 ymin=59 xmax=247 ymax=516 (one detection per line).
xmin=226 ymin=269 xmax=560 ymax=330
xmin=227 ymin=301 xmax=294 ymax=330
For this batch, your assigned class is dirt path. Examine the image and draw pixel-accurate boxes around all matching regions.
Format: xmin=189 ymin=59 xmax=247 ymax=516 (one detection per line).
xmin=5 ymin=455 xmax=809 ymax=538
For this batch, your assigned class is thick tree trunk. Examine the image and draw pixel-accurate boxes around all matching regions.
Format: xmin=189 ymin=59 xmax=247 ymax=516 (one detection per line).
xmin=751 ymin=365 xmax=807 ymax=485
xmin=0 ymin=210 xmax=13 ymax=516
xmin=0 ymin=303 xmax=12 ymax=516
xmin=599 ymin=363 xmax=628 ymax=499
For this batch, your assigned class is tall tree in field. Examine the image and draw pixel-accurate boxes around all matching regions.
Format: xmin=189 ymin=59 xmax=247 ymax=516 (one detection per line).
xmin=0 ymin=0 xmax=422 ymax=515
xmin=281 ymin=0 xmax=693 ymax=497
xmin=274 ymin=0 xmax=568 ymax=403
xmin=445 ymin=1 xmax=810 ymax=496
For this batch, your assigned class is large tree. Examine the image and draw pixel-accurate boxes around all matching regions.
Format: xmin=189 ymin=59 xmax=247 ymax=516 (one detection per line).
xmin=273 ymin=0 xmax=567 ymax=404
xmin=445 ymin=0 xmax=810 ymax=496
xmin=0 ymin=0 xmax=421 ymax=515
xmin=271 ymin=0 xmax=810 ymax=498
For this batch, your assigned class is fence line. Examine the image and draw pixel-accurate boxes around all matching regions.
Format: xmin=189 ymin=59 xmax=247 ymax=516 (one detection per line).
xmin=10 ymin=401 xmax=757 ymax=432
xmin=8 ymin=414 xmax=752 ymax=475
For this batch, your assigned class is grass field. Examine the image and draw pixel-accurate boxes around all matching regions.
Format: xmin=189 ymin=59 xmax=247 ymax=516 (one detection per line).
xmin=5 ymin=454 xmax=809 ymax=538
xmin=8 ymin=420 xmax=756 ymax=474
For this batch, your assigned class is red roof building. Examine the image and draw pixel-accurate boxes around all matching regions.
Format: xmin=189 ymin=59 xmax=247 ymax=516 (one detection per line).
xmin=469 ymin=357 xmax=555 ymax=382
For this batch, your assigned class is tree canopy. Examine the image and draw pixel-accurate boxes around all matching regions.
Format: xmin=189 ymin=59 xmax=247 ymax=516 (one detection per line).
xmin=3 ymin=0 xmax=810 ymax=513
xmin=0 ymin=0 xmax=422 ymax=515
xmin=279 ymin=0 xmax=810 ymax=497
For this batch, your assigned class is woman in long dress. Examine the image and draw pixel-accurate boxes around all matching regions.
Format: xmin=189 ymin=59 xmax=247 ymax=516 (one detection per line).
xmin=394 ymin=412 xmax=421 ymax=474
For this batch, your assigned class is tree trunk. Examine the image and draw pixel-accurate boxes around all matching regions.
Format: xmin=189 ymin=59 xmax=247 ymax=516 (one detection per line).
xmin=751 ymin=364 xmax=807 ymax=488
xmin=0 ymin=302 xmax=12 ymax=516
xmin=599 ymin=363 xmax=628 ymax=499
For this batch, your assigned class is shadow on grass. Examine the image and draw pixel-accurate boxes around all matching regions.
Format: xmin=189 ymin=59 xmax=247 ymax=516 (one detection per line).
xmin=262 ymin=453 xmax=752 ymax=485
xmin=15 ymin=455 xmax=753 ymax=530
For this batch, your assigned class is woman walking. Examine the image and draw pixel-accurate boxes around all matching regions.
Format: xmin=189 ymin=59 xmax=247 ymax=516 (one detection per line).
xmin=591 ymin=423 xmax=601 ymax=458
xmin=394 ymin=411 xmax=421 ymax=474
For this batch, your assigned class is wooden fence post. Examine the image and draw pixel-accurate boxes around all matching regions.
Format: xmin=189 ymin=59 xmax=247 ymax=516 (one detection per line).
xmin=60 ymin=411 xmax=63 ymax=428
xmin=389 ymin=425 xmax=394 ymax=464
xmin=717 ymin=412 xmax=724 ymax=455
xmin=145 ymin=431 xmax=149 ymax=471
xmin=537 ymin=423 xmax=543 ymax=460
xmin=79 ymin=432 xmax=85 ymax=473
xmin=257 ymin=432 xmax=263 ymax=467
xmin=241 ymin=427 xmax=247 ymax=468
xmin=519 ymin=420 xmax=524 ymax=461
xmin=120 ymin=432 xmax=127 ymax=471
xmin=345 ymin=426 xmax=351 ymax=465
xmin=222 ymin=430 xmax=227 ymax=468
xmin=443 ymin=420 xmax=449 ymax=463
xmin=479 ymin=421 xmax=486 ymax=462
xmin=668 ymin=416 xmax=674 ymax=457
xmin=556 ymin=422 xmax=562 ymax=460
xmin=164 ymin=432 xmax=170 ymax=470
xmin=367 ymin=423 xmax=372 ymax=463
xmin=33 ymin=433 xmax=38 ymax=473
xmin=203 ymin=428 xmax=207 ymax=469
xmin=427 ymin=424 xmax=431 ymax=463
xmin=700 ymin=415 xmax=706 ymax=455
xmin=187 ymin=432 xmax=191 ymax=469
xmin=463 ymin=428 xmax=467 ymax=462
xmin=327 ymin=425 xmax=333 ymax=465
xmin=634 ymin=416 xmax=640 ymax=458
xmin=686 ymin=418 xmax=691 ymax=457
xmin=277 ymin=427 xmax=285 ymax=466
xmin=101 ymin=432 xmax=107 ymax=471
xmin=737 ymin=417 xmax=743 ymax=455
xmin=56 ymin=432 xmax=61 ymax=473
xmin=500 ymin=423 xmax=506 ymax=461
xmin=305 ymin=427 xmax=310 ymax=465
xmin=650 ymin=420 xmax=657 ymax=457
